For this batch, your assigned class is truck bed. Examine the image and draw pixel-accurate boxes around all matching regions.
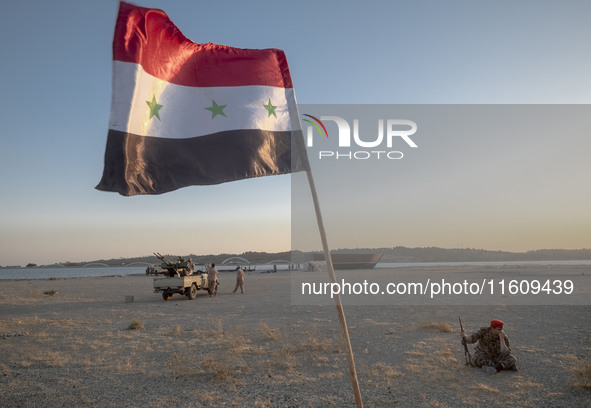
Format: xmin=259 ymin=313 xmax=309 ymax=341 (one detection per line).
xmin=153 ymin=273 xmax=208 ymax=290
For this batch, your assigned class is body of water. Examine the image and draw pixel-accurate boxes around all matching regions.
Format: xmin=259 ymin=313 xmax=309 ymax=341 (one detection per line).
xmin=0 ymin=264 xmax=294 ymax=280
xmin=1 ymin=260 xmax=590 ymax=280
xmin=0 ymin=266 xmax=148 ymax=280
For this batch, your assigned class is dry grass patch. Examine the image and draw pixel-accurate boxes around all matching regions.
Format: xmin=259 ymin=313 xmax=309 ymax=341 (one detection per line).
xmin=208 ymin=317 xmax=225 ymax=338
xmin=419 ymin=320 xmax=453 ymax=333
xmin=203 ymin=318 xmax=250 ymax=350
xmin=363 ymin=318 xmax=390 ymax=326
xmin=303 ymin=326 xmax=342 ymax=352
xmin=402 ymin=363 xmax=422 ymax=374
xmin=320 ymin=395 xmax=340 ymax=405
xmin=405 ymin=351 xmax=426 ymax=357
xmin=168 ymin=349 xmax=249 ymax=383
xmin=552 ymin=353 xmax=591 ymax=389
xmin=318 ymin=370 xmax=344 ymax=380
xmin=30 ymin=350 xmax=72 ymax=368
xmin=9 ymin=316 xmax=47 ymax=326
xmin=167 ymin=352 xmax=204 ymax=378
xmin=167 ymin=321 xmax=251 ymax=382
xmin=400 ymin=337 xmax=460 ymax=383
xmin=511 ymin=377 xmax=543 ymax=390
xmin=206 ymin=355 xmax=249 ymax=382
xmin=116 ymin=356 xmax=136 ymax=372
xmin=572 ymin=359 xmax=591 ymax=389
xmin=369 ymin=362 xmax=404 ymax=379
xmin=468 ymin=383 xmax=500 ymax=393
xmin=53 ymin=318 xmax=82 ymax=327
xmin=127 ymin=319 xmax=144 ymax=330
xmin=170 ymin=325 xmax=181 ymax=336
xmin=266 ymin=324 xmax=342 ymax=375
xmin=259 ymin=321 xmax=280 ymax=340
xmin=29 ymin=289 xmax=42 ymax=297
xmin=419 ymin=400 xmax=451 ymax=408
xmin=370 ymin=396 xmax=399 ymax=406
xmin=254 ymin=399 xmax=271 ymax=408
xmin=269 ymin=329 xmax=298 ymax=373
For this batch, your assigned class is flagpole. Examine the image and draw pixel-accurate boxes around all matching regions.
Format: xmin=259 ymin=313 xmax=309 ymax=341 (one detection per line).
xmin=305 ymin=169 xmax=364 ymax=408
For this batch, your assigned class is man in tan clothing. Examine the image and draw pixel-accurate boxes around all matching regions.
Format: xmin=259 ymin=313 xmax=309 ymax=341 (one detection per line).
xmin=232 ymin=266 xmax=245 ymax=294
xmin=207 ymin=263 xmax=218 ymax=297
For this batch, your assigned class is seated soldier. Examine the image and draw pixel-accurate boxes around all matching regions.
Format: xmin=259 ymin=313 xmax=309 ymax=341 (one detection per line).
xmin=461 ymin=319 xmax=518 ymax=374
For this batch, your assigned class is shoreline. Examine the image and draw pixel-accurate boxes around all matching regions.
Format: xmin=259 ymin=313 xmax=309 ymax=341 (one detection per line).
xmin=2 ymin=259 xmax=590 ymax=281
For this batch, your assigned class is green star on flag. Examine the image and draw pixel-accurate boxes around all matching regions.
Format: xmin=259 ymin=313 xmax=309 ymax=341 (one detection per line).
xmin=263 ymin=98 xmax=277 ymax=118
xmin=205 ymin=100 xmax=227 ymax=119
xmin=146 ymin=95 xmax=163 ymax=120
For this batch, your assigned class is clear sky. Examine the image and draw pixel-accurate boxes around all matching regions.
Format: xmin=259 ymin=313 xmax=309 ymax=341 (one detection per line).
xmin=1 ymin=0 xmax=590 ymax=266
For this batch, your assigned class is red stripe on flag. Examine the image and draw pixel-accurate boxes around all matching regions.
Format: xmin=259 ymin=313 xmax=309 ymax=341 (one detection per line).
xmin=113 ymin=2 xmax=294 ymax=88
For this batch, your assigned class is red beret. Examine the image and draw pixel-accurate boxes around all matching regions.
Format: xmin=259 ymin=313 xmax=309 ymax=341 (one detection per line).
xmin=491 ymin=319 xmax=504 ymax=328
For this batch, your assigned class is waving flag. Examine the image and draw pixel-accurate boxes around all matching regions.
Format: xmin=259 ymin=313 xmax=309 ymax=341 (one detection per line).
xmin=96 ymin=1 xmax=308 ymax=196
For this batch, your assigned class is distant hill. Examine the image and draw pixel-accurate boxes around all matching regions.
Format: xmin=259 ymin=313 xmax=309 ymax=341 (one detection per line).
xmin=374 ymin=247 xmax=591 ymax=263
xmin=84 ymin=250 xmax=295 ymax=268
xmin=79 ymin=247 xmax=591 ymax=267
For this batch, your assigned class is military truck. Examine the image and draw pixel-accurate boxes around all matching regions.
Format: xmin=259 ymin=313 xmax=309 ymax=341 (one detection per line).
xmin=152 ymin=253 xmax=211 ymax=301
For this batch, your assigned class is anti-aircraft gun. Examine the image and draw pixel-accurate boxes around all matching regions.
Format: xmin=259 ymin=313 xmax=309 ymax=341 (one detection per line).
xmin=153 ymin=252 xmax=194 ymax=277
xmin=152 ymin=253 xmax=209 ymax=300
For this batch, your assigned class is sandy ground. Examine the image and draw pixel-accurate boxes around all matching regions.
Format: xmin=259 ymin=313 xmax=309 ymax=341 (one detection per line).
xmin=0 ymin=266 xmax=590 ymax=407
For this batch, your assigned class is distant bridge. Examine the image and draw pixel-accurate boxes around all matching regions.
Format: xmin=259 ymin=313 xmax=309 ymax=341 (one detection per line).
xmin=221 ymin=257 xmax=250 ymax=265
xmin=220 ymin=258 xmax=294 ymax=266
xmin=124 ymin=262 xmax=153 ymax=267
xmin=82 ymin=263 xmax=110 ymax=267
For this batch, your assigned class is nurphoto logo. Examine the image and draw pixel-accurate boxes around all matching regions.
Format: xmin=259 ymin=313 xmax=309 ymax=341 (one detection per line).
xmin=301 ymin=113 xmax=418 ymax=160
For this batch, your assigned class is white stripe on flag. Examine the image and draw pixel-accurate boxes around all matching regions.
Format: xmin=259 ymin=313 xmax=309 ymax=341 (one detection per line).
xmin=109 ymin=61 xmax=299 ymax=139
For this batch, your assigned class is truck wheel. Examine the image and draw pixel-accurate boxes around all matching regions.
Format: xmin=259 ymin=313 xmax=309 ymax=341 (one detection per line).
xmin=187 ymin=284 xmax=197 ymax=300
xmin=162 ymin=292 xmax=172 ymax=301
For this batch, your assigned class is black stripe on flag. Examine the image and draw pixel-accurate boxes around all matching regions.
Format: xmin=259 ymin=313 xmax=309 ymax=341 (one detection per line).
xmin=96 ymin=129 xmax=308 ymax=196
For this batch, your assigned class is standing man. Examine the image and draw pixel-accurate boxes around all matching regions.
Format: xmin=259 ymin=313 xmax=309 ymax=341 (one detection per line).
xmin=233 ymin=266 xmax=245 ymax=294
xmin=207 ymin=263 xmax=218 ymax=297
xmin=461 ymin=319 xmax=518 ymax=374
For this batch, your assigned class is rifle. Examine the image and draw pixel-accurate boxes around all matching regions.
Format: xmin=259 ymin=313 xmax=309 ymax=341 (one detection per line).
xmin=458 ymin=316 xmax=473 ymax=366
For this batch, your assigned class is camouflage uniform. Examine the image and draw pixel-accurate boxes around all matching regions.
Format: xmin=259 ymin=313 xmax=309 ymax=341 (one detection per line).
xmin=184 ymin=260 xmax=195 ymax=276
xmin=467 ymin=327 xmax=517 ymax=369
